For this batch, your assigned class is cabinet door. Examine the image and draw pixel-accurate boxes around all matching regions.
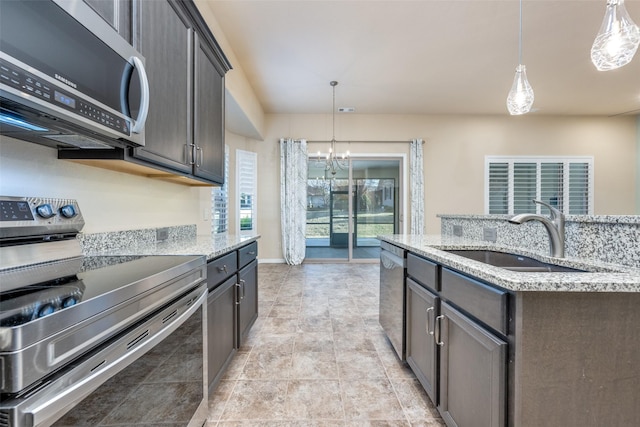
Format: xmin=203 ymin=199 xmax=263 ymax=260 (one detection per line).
xmin=207 ymin=275 xmax=237 ymax=391
xmin=83 ymin=0 xmax=131 ymax=42
xmin=132 ymin=0 xmax=192 ymax=174
xmin=438 ymin=302 xmax=506 ymax=427
xmin=406 ymin=278 xmax=439 ymax=404
xmin=237 ymin=259 xmax=258 ymax=345
xmin=193 ymin=33 xmax=225 ymax=184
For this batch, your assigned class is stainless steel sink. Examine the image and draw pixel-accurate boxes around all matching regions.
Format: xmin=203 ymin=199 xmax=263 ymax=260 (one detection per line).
xmin=443 ymin=250 xmax=585 ymax=273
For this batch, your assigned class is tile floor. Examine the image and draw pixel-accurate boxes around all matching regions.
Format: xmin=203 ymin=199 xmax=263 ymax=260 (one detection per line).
xmin=206 ymin=263 xmax=446 ymax=426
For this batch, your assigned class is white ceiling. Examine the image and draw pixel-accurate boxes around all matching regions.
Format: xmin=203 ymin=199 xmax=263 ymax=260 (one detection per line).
xmin=204 ymin=0 xmax=640 ymax=117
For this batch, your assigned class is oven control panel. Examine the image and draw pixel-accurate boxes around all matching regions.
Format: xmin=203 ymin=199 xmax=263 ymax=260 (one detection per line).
xmin=0 ymin=196 xmax=84 ymax=239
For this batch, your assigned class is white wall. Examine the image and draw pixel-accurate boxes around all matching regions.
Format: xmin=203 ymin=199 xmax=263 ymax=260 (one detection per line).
xmin=1 ymin=113 xmax=636 ymax=261
xmin=254 ymin=114 xmax=637 ymax=260
xmin=0 ymin=136 xmax=211 ymax=234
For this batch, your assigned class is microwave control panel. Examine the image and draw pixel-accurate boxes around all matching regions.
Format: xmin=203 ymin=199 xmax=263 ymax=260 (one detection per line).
xmin=0 ymin=58 xmax=130 ymax=137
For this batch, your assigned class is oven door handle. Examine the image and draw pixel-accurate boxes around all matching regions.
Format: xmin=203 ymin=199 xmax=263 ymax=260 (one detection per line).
xmin=24 ymin=284 xmax=206 ymax=427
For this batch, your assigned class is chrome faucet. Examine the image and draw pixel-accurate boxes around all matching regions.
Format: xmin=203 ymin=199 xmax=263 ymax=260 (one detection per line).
xmin=508 ymin=199 xmax=565 ymax=258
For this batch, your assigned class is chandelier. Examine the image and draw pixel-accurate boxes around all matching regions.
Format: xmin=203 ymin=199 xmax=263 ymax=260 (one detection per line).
xmin=316 ymin=81 xmax=349 ymax=175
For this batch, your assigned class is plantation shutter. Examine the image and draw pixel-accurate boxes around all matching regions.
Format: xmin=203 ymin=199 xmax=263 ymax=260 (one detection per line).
xmin=488 ymin=162 xmax=509 ymax=214
xmin=540 ymin=162 xmax=563 ymax=211
xmin=568 ymin=162 xmax=591 ymax=214
xmin=485 ymin=157 xmax=593 ymax=215
xmin=237 ymin=149 xmax=257 ymax=235
xmin=211 ymin=145 xmax=229 ymax=234
xmin=513 ymin=163 xmax=537 ymax=214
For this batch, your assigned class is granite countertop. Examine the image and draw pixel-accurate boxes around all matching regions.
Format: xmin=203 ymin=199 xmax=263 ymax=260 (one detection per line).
xmin=437 ymin=213 xmax=640 ymax=225
xmin=379 ymin=234 xmax=640 ymax=293
xmin=92 ymin=234 xmax=260 ymax=262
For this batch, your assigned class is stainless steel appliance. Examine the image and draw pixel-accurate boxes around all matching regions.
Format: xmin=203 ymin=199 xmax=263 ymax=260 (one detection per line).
xmin=0 ymin=0 xmax=149 ymax=149
xmin=0 ymin=196 xmax=207 ymax=427
xmin=379 ymin=240 xmax=406 ymax=360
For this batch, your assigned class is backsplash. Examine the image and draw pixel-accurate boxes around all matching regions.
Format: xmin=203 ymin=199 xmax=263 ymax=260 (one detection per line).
xmin=78 ymin=225 xmax=197 ymax=256
xmin=439 ymin=215 xmax=640 ymax=268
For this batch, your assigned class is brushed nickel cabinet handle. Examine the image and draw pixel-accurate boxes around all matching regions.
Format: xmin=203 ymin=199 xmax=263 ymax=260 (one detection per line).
xmin=435 ymin=315 xmax=445 ymax=346
xmin=426 ymin=306 xmax=434 ymax=336
xmin=235 ymin=282 xmax=242 ymax=305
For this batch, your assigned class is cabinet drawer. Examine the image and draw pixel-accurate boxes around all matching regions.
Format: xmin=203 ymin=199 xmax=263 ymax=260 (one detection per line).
xmin=238 ymin=241 xmax=258 ymax=268
xmin=441 ymin=268 xmax=508 ymax=335
xmin=207 ymin=252 xmax=237 ymax=289
xmin=407 ymin=253 xmax=439 ymax=292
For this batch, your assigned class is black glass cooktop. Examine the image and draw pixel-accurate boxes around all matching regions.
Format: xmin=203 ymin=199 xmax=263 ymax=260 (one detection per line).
xmin=0 ymin=255 xmax=204 ymax=328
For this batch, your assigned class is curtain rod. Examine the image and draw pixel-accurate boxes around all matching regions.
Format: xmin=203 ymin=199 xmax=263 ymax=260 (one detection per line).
xmin=288 ymin=140 xmax=423 ymax=144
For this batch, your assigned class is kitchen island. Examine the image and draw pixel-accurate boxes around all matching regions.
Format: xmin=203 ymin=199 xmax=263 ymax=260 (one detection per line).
xmin=379 ymin=234 xmax=640 ymax=427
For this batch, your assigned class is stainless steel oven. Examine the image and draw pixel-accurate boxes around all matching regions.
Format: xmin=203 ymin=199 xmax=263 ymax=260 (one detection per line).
xmin=379 ymin=240 xmax=406 ymax=360
xmin=0 ymin=196 xmax=207 ymax=427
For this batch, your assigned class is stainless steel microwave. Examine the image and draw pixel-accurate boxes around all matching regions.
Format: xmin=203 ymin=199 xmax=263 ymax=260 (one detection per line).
xmin=0 ymin=0 xmax=149 ymax=149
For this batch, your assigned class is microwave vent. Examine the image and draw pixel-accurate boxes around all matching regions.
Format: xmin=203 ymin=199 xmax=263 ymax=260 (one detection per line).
xmin=43 ymin=134 xmax=115 ymax=149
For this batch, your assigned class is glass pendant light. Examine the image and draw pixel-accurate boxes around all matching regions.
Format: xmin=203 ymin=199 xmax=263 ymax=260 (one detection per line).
xmin=591 ymin=0 xmax=640 ymax=71
xmin=507 ymin=0 xmax=534 ymax=115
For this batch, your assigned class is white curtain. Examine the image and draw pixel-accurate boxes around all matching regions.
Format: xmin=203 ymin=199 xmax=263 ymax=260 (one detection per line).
xmin=280 ymin=138 xmax=308 ymax=265
xmin=410 ymin=139 xmax=425 ymax=234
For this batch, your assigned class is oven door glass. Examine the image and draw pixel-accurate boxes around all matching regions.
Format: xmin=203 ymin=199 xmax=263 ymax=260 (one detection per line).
xmin=53 ymin=301 xmax=206 ymax=427
xmin=53 ymin=306 xmax=205 ymax=426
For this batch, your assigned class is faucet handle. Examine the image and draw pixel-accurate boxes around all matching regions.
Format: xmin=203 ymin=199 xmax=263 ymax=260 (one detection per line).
xmin=532 ymin=199 xmax=563 ymax=220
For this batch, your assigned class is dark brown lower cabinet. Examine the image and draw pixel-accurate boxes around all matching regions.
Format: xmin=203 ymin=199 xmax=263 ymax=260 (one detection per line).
xmin=438 ymin=301 xmax=507 ymax=427
xmin=237 ymin=259 xmax=258 ymax=345
xmin=406 ymin=277 xmax=439 ymax=404
xmin=207 ymin=275 xmax=237 ymax=391
xmin=206 ymin=242 xmax=258 ymax=392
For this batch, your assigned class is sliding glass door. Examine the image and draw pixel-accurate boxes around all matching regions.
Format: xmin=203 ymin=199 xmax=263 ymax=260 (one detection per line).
xmin=306 ymin=157 xmax=401 ymax=262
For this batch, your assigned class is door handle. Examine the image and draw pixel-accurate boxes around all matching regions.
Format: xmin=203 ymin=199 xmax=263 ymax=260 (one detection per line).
xmin=188 ymin=143 xmax=197 ymax=165
xmin=196 ymin=146 xmax=202 ymax=167
xmin=217 ymin=265 xmax=227 ymax=274
xmin=235 ymin=282 xmax=242 ymax=305
xmin=426 ymin=306 xmax=434 ymax=335
xmin=435 ymin=315 xmax=445 ymax=346
xmin=240 ymin=279 xmax=246 ymax=301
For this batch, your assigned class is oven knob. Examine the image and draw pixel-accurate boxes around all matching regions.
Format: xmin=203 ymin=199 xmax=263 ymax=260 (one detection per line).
xmin=62 ymin=296 xmax=78 ymax=308
xmin=37 ymin=304 xmax=56 ymax=318
xmin=35 ymin=204 xmax=56 ymax=219
xmin=60 ymin=204 xmax=77 ymax=218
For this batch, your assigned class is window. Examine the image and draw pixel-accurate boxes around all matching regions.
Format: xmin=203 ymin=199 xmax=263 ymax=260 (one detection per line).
xmin=211 ymin=145 xmax=229 ymax=234
xmin=237 ymin=149 xmax=257 ymax=235
xmin=485 ymin=156 xmax=593 ymax=215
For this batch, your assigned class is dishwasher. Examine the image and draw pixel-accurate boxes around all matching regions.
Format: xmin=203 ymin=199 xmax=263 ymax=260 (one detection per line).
xmin=379 ymin=240 xmax=406 ymax=360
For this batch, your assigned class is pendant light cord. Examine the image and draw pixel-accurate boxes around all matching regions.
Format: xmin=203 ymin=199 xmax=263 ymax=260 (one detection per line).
xmin=331 ymin=81 xmax=337 ymax=142
xmin=518 ymin=0 xmax=523 ymax=65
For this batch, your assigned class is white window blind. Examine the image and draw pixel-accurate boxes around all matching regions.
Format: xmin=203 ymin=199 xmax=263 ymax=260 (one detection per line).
xmin=485 ymin=156 xmax=593 ymax=215
xmin=237 ymin=149 xmax=257 ymax=235
xmin=211 ymin=145 xmax=229 ymax=234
